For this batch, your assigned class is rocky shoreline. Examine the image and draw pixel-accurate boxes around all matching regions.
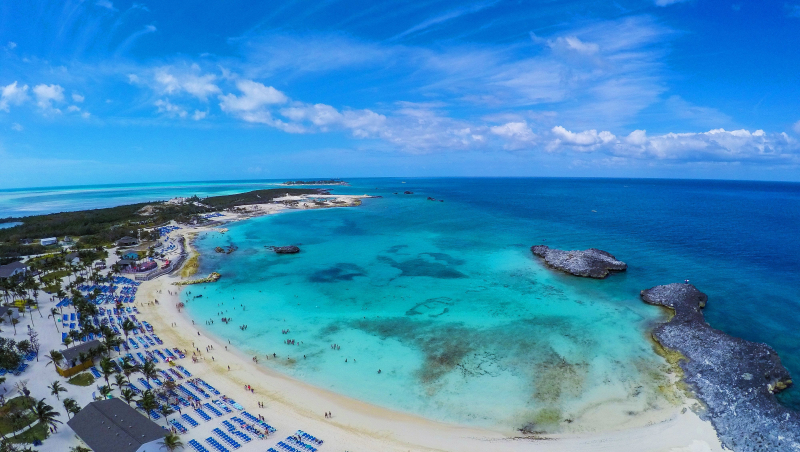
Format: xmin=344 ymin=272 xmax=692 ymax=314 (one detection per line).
xmin=530 ymin=245 xmax=627 ymax=278
xmin=641 ymin=283 xmax=799 ymax=452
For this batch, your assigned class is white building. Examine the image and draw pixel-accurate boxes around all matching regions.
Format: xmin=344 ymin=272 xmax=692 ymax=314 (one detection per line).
xmin=40 ymin=237 xmax=57 ymax=246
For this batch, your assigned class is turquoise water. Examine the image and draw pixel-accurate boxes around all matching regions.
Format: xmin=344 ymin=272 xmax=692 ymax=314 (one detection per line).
xmin=183 ymin=180 xmax=698 ymax=431
xmin=0 ymin=180 xmax=290 ymax=218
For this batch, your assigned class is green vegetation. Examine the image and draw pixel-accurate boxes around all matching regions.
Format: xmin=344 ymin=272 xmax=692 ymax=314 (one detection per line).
xmin=0 ymin=188 xmax=322 ymax=258
xmin=8 ymin=421 xmax=48 ymax=444
xmin=66 ymin=373 xmax=95 ymax=386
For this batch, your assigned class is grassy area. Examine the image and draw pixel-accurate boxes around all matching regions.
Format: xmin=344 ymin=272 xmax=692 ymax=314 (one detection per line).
xmin=67 ymin=372 xmax=95 ymax=386
xmin=42 ymin=270 xmax=70 ymax=284
xmin=8 ymin=421 xmax=49 ymax=444
xmin=0 ymin=396 xmax=36 ymax=436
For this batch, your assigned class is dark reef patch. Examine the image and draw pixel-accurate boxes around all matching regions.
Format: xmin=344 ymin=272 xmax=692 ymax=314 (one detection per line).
xmin=309 ymin=263 xmax=366 ymax=283
xmin=405 ymin=297 xmax=454 ymax=317
xmin=332 ymin=218 xmax=369 ymax=236
xmin=378 ymin=254 xmax=467 ymax=279
xmin=642 ymin=283 xmax=800 ymax=452
xmin=386 ymin=245 xmax=409 ymax=254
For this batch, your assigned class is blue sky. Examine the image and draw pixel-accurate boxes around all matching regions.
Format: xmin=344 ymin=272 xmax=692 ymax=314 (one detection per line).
xmin=1 ymin=0 xmax=800 ymax=188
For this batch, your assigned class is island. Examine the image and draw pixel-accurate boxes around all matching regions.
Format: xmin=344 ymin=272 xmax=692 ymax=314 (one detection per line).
xmin=282 ymin=180 xmax=349 ymax=186
xmin=266 ymin=245 xmax=300 ymax=254
xmin=530 ymin=245 xmax=627 ymax=278
xmin=641 ymin=283 xmax=799 ymax=452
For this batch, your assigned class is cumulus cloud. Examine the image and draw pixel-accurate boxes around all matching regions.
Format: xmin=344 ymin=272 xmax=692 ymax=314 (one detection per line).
xmin=72 ymin=93 xmax=85 ymax=103
xmin=11 ymin=123 xmax=23 ymax=132
xmin=192 ymin=110 xmax=207 ymax=121
xmin=32 ymin=84 xmax=65 ymax=112
xmin=490 ymin=121 xmax=537 ymax=149
xmin=155 ymin=99 xmax=187 ymax=118
xmin=793 ymin=120 xmax=800 ymax=135
xmin=219 ymin=80 xmax=288 ymax=112
xmin=67 ymin=105 xmax=81 ymax=112
xmin=550 ymin=126 xmax=616 ymax=151
xmin=612 ymin=128 xmax=797 ymax=162
xmin=279 ymin=103 xmax=386 ymax=138
xmin=153 ymin=68 xmax=221 ymax=101
xmin=0 ymin=81 xmax=29 ymax=111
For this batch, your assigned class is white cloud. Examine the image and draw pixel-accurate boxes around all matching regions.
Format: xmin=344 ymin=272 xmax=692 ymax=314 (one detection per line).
xmin=81 ymin=111 xmax=91 ymax=119
xmin=490 ymin=121 xmax=537 ymax=149
xmin=547 ymin=36 xmax=600 ymax=54
xmin=550 ymin=126 xmax=616 ymax=151
xmin=793 ymin=120 xmax=800 ymax=135
xmin=655 ymin=0 xmax=690 ymax=6
xmin=72 ymin=93 xmax=85 ymax=103
xmin=219 ymin=80 xmax=288 ymax=113
xmin=192 ymin=110 xmax=207 ymax=121
xmin=278 ymin=103 xmax=386 ymax=137
xmin=155 ymin=99 xmax=187 ymax=118
xmin=0 ymin=81 xmax=29 ymax=111
xmin=5 ymin=42 xmax=16 ymax=50
xmin=153 ymin=69 xmax=221 ymax=101
xmin=96 ymin=0 xmax=117 ymax=11
xmin=11 ymin=123 xmax=23 ymax=132
xmin=32 ymin=84 xmax=65 ymax=112
xmin=612 ymin=128 xmax=797 ymax=162
xmin=67 ymin=105 xmax=81 ymax=112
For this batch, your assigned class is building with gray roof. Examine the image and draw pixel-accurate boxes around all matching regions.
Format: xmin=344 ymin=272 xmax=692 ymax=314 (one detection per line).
xmin=67 ymin=398 xmax=167 ymax=452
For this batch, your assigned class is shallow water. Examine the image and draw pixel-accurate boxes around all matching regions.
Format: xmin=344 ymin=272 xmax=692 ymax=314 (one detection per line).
xmin=0 ymin=180 xmax=288 ymax=218
xmin=184 ymin=178 xmax=800 ymax=431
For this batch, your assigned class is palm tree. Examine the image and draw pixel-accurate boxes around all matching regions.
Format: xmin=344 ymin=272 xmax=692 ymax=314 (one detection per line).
xmin=31 ymin=398 xmax=62 ymax=433
xmin=98 ymin=385 xmax=112 ymax=399
xmin=62 ymin=398 xmax=80 ymax=419
xmin=114 ymin=374 xmax=127 ymax=390
xmin=63 ymin=336 xmax=73 ymax=349
xmin=159 ymin=433 xmax=184 ymax=452
xmin=48 ymin=381 xmax=67 ymax=400
xmin=45 ymin=350 xmax=64 ymax=368
xmin=159 ymin=404 xmax=175 ymax=423
xmin=99 ymin=357 xmax=116 ymax=387
xmin=141 ymin=360 xmax=158 ymax=387
xmin=121 ymin=319 xmax=136 ymax=338
xmin=6 ymin=311 xmax=15 ymax=335
xmin=121 ymin=356 xmax=140 ymax=383
xmin=48 ymin=308 xmax=61 ymax=333
xmin=139 ymin=390 xmax=158 ymax=420
xmin=120 ymin=388 xmax=136 ymax=406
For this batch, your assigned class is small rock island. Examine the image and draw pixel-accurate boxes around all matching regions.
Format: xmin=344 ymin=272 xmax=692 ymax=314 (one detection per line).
xmin=641 ymin=284 xmax=799 ymax=452
xmin=266 ymin=245 xmax=300 ymax=254
xmin=530 ymin=245 xmax=627 ymax=278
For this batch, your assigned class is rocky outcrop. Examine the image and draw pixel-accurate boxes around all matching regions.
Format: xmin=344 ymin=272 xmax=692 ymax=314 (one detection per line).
xmin=530 ymin=245 xmax=627 ymax=278
xmin=641 ymin=283 xmax=799 ymax=452
xmin=267 ymin=245 xmax=300 ymax=254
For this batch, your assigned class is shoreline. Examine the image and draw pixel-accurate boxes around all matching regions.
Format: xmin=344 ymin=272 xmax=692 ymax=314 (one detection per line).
xmin=129 ymin=198 xmax=726 ymax=451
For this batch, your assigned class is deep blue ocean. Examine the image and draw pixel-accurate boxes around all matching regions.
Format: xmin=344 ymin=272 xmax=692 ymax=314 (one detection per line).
xmin=3 ymin=178 xmax=798 ymax=429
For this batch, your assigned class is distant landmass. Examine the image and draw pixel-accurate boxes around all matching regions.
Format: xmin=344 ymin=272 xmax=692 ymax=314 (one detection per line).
xmin=283 ymin=179 xmax=349 ymax=186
